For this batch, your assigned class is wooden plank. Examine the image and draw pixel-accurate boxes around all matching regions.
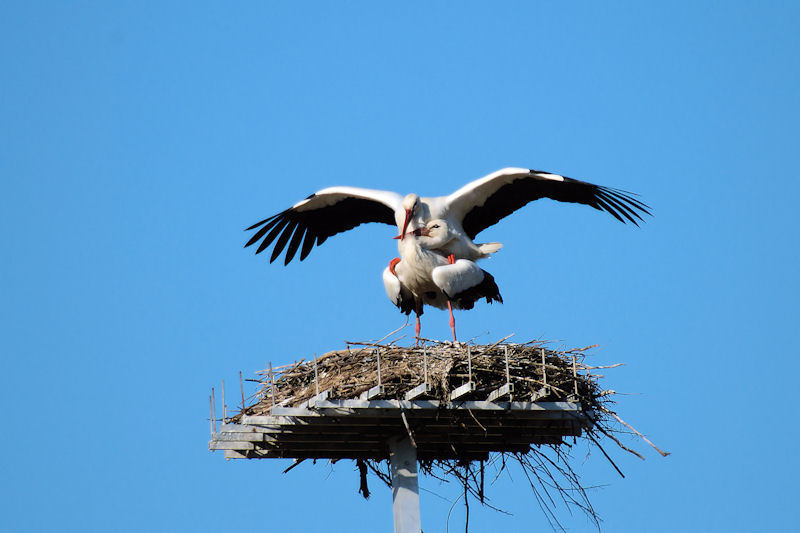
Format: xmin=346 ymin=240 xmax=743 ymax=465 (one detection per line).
xmin=238 ymin=419 xmax=579 ymax=436
xmin=255 ymin=415 xmax=580 ymax=429
xmin=306 ymin=390 xmax=329 ymax=408
xmin=487 ymin=383 xmax=513 ymax=402
xmin=234 ymin=449 xmax=493 ymax=461
xmin=212 ymin=432 xmax=265 ymax=442
xmin=404 ymin=383 xmax=433 ymax=400
xmin=449 ymin=382 xmax=476 ymax=401
xmin=250 ymin=434 xmax=580 ymax=450
xmin=531 ymin=385 xmax=551 ymax=401
xmin=359 ymin=385 xmax=385 ymax=401
xmin=217 ymin=400 xmax=589 ymax=462
xmin=249 ymin=409 xmax=583 ymax=428
xmin=252 ymin=428 xmax=580 ymax=443
xmin=224 ymin=450 xmax=248 ymax=459
xmin=267 ymin=399 xmax=582 ymax=417
xmin=218 ymin=423 xmax=258 ymax=432
xmin=241 ymin=415 xmax=282 ymax=425
xmin=254 ymin=441 xmax=387 ymax=451
xmin=209 ymin=440 xmax=255 ymax=451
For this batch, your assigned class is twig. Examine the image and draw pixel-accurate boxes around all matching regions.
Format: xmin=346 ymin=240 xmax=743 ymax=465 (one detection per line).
xmin=585 ymin=432 xmax=625 ymax=478
xmin=466 ymin=408 xmax=487 ymax=435
xmin=283 ymin=458 xmax=305 ymax=474
xmin=600 ymin=406 xmax=670 ymax=457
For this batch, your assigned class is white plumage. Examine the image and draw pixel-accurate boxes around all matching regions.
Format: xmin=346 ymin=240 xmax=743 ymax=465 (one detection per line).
xmin=382 ymin=219 xmax=502 ymax=341
xmin=431 ymin=259 xmax=485 ymax=302
xmin=245 ymin=167 xmax=650 ymax=265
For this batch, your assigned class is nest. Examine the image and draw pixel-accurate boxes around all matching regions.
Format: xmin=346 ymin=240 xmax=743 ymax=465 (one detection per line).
xmin=244 ymin=339 xmax=600 ymax=413
xmin=228 ymin=338 xmax=666 ymax=532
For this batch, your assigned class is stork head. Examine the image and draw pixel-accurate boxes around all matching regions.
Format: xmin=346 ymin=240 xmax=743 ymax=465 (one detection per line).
xmin=413 ymin=219 xmax=453 ymax=249
xmin=399 ymin=193 xmax=420 ymax=240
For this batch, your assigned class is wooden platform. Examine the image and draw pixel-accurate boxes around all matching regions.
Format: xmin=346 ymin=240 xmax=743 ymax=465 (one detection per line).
xmin=209 ymin=399 xmax=592 ymax=462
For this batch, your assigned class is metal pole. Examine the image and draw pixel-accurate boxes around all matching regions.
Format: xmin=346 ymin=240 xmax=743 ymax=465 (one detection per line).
xmin=269 ymin=361 xmax=276 ymax=407
xmin=222 ymin=379 xmax=226 ymax=423
xmin=467 ymin=346 xmax=472 ymax=383
xmin=389 ymin=436 xmax=421 ymax=533
xmin=314 ymin=354 xmax=319 ymax=396
xmin=377 ymin=349 xmax=382 ymax=388
xmin=504 ymin=345 xmax=510 ymax=384
xmin=541 ymin=349 xmax=547 ymax=388
xmin=423 ymin=348 xmax=428 ymax=386
xmin=572 ymin=355 xmax=579 ymax=397
xmin=211 ymin=387 xmax=216 ymax=433
xmin=239 ymin=370 xmax=245 ymax=412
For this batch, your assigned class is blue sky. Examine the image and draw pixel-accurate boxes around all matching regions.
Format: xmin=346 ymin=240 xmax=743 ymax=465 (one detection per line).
xmin=2 ymin=2 xmax=798 ymax=531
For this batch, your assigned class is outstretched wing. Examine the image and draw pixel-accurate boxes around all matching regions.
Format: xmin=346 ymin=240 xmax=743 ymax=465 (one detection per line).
xmin=245 ymin=186 xmax=403 ymax=265
xmin=446 ymin=168 xmax=651 ymax=239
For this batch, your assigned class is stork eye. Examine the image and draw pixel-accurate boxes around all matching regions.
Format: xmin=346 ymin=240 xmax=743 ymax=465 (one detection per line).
xmin=431 ymin=224 xmax=440 ymax=229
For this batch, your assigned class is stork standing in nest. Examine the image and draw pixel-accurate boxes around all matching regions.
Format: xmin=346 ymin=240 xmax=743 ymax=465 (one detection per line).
xmin=245 ymin=167 xmax=649 ymax=339
xmin=383 ymin=219 xmax=502 ymax=343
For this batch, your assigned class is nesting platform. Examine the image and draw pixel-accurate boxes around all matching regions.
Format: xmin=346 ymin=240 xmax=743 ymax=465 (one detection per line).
xmin=211 ymin=399 xmax=589 ymax=462
xmin=209 ymin=341 xmax=602 ymax=462
xmin=206 ymin=341 xmax=649 ymax=533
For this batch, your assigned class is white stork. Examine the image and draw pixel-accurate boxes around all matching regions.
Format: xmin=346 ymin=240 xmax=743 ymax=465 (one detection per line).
xmin=244 ymin=167 xmax=650 ymax=265
xmin=383 ymin=219 xmax=503 ymax=342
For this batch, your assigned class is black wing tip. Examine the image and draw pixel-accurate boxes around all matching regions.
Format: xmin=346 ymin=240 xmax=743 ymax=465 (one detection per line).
xmin=601 ymin=186 xmax=652 ymax=211
xmin=598 ymin=191 xmax=645 ymax=225
xmin=597 ymin=186 xmax=653 ymax=224
xmin=244 ymin=218 xmax=269 ymax=231
xmin=245 ymin=194 xmax=397 ymax=265
xmin=528 ymin=168 xmax=653 ymax=217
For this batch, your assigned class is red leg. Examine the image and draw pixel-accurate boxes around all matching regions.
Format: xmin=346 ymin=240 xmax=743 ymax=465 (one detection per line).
xmin=389 ymin=257 xmax=401 ymax=276
xmin=445 ymin=254 xmax=457 ymax=341
xmin=414 ymin=312 xmax=422 ymax=346
xmin=446 ymin=300 xmax=457 ymax=342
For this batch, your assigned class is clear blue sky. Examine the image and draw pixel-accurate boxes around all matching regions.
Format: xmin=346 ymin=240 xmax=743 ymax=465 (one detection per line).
xmin=2 ymin=2 xmax=798 ymax=531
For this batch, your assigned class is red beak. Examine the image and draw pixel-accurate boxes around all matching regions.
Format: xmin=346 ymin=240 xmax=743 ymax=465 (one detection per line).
xmin=399 ymin=209 xmax=412 ymax=240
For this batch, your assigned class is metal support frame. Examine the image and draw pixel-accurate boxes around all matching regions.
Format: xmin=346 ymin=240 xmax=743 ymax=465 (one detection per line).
xmin=488 ymin=346 xmax=514 ymax=402
xmin=360 ymin=349 xmax=387 ymax=400
xmin=450 ymin=346 xmax=475 ymax=400
xmin=389 ymin=436 xmax=421 ymax=533
xmin=532 ymin=348 xmax=551 ymax=401
xmin=360 ymin=384 xmax=386 ymax=400
xmin=307 ymin=390 xmax=329 ymax=407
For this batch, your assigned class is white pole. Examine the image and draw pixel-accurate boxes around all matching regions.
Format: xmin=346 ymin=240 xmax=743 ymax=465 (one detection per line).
xmin=389 ymin=436 xmax=421 ymax=533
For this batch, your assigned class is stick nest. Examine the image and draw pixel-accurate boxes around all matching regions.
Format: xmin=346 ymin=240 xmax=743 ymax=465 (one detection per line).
xmin=244 ymin=339 xmax=600 ymax=413
xmin=230 ymin=338 xmax=666 ymax=532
